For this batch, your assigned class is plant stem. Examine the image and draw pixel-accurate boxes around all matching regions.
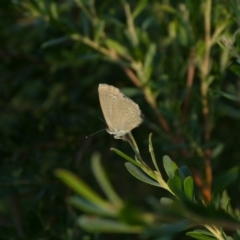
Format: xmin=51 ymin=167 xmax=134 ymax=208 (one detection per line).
xmin=181 ymin=47 xmax=196 ymax=125
xmin=200 ymin=0 xmax=213 ymax=202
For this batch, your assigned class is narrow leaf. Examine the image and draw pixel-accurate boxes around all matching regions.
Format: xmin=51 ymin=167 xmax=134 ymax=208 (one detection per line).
xmin=211 ymin=143 xmax=224 ymax=159
xmin=41 ymin=36 xmax=69 ymax=48
xmin=186 ymin=229 xmax=217 ymax=240
xmin=68 ymin=196 xmax=117 ymax=217
xmin=211 ymin=90 xmax=240 ymax=102
xmin=132 ymin=0 xmax=147 ymax=18
xmin=111 ymin=148 xmax=141 ymax=167
xmin=143 ymin=43 xmax=156 ymax=80
xmin=105 ymin=38 xmax=129 ymax=56
xmin=125 ymin=162 xmax=160 ymax=187
xmin=149 ymin=133 xmax=160 ymax=173
xmin=91 ymin=153 xmax=123 ymax=206
xmin=144 ymin=221 xmax=191 ymax=238
xmin=55 ymin=169 xmax=108 ymax=207
xmin=94 ymin=20 xmax=105 ymax=42
xmin=212 ymin=167 xmax=239 ymax=195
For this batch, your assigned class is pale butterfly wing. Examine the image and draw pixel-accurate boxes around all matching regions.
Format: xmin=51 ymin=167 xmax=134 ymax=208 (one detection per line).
xmin=98 ymin=84 xmax=143 ymax=139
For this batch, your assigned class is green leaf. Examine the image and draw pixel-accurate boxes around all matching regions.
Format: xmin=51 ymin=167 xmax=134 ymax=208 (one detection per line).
xmin=94 ymin=20 xmax=105 ymax=42
xmin=183 ymin=200 xmax=240 ymax=229
xmin=49 ymin=2 xmax=59 ymax=20
xmin=153 ymin=198 xmax=240 ymax=230
xmin=218 ymin=104 xmax=240 ymax=119
xmin=78 ymin=53 xmax=101 ymax=60
xmin=118 ymin=203 xmax=145 ymax=225
xmin=132 ymin=0 xmax=147 ymax=18
xmin=220 ymin=191 xmax=232 ymax=213
xmin=104 ymin=16 xmax=125 ymax=28
xmin=91 ymin=153 xmax=123 ymax=206
xmin=41 ymin=36 xmax=69 ymax=48
xmin=212 ymin=167 xmax=239 ymax=195
xmin=125 ymin=162 xmax=160 ymax=187
xmin=211 ymin=90 xmax=240 ymax=102
xmin=144 ymin=221 xmax=191 ymax=238
xmin=211 ymin=143 xmax=224 ymax=159
xmin=160 ymin=197 xmax=173 ymax=206
xmin=163 ymin=155 xmax=178 ymax=179
xmin=120 ymin=87 xmax=141 ymax=97
xmin=55 ymin=169 xmax=108 ymax=207
xmin=180 ymin=166 xmax=192 ymax=178
xmin=176 ymin=168 xmax=185 ymax=182
xmin=111 ymin=148 xmax=141 ymax=167
xmin=105 ymin=38 xmax=129 ymax=56
xmin=186 ymin=229 xmax=217 ymax=240
xmin=77 ymin=215 xmax=142 ymax=233
xmin=229 ymin=0 xmax=240 ymax=22
xmin=143 ymin=43 xmax=156 ymax=80
xmin=161 ymin=4 xmax=177 ymax=13
xmin=149 ymin=133 xmax=160 ymax=173
xmin=167 ymin=175 xmax=182 ymax=196
xmin=229 ymin=62 xmax=240 ymax=77
xmin=184 ymin=176 xmax=194 ymax=200
xmin=68 ymin=196 xmax=117 ymax=217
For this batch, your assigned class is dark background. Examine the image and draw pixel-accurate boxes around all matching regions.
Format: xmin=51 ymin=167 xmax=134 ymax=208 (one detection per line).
xmin=1 ymin=0 xmax=240 ymax=239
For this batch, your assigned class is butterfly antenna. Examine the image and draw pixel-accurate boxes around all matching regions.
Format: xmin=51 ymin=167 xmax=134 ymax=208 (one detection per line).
xmin=86 ymin=129 xmax=106 ymax=138
xmin=99 ymin=117 xmax=106 ymax=124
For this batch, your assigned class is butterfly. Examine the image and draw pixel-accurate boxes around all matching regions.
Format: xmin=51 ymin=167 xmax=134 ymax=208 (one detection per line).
xmin=98 ymin=84 xmax=143 ymax=139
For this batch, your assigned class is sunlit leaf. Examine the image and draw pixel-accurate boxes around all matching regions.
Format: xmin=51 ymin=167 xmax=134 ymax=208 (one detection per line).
xmin=186 ymin=229 xmax=217 ymax=240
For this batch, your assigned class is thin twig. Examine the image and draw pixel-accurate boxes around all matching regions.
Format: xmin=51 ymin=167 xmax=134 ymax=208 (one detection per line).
xmin=200 ymin=0 xmax=212 ymax=202
xmin=122 ymin=67 xmax=142 ymax=87
xmin=181 ymin=47 xmax=196 ymax=125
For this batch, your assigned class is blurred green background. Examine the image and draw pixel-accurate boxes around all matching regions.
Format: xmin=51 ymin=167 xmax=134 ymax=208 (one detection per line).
xmin=1 ymin=0 xmax=240 ymax=239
